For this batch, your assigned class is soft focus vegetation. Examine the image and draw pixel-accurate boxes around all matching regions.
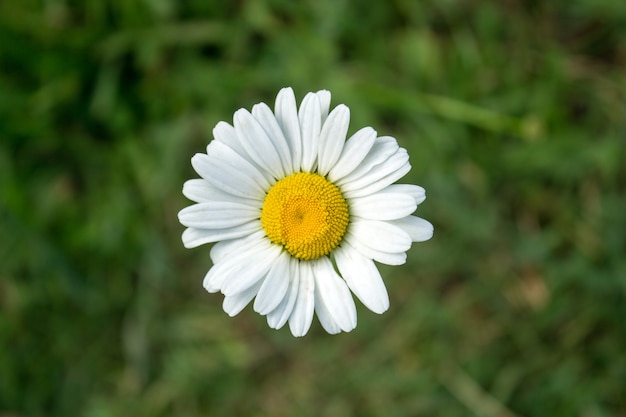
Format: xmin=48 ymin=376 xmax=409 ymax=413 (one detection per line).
xmin=1 ymin=1 xmax=625 ymax=416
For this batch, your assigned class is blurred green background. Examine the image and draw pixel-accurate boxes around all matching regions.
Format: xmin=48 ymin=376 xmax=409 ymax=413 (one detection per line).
xmin=1 ymin=0 xmax=625 ymax=416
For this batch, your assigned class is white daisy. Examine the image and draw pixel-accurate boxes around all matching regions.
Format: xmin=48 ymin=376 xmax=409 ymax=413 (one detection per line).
xmin=178 ymin=87 xmax=433 ymax=337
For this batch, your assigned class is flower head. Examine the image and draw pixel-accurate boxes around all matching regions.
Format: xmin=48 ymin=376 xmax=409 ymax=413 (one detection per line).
xmin=178 ymin=88 xmax=433 ymax=336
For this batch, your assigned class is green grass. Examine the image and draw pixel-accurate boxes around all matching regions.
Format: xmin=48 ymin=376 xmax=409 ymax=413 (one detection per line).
xmin=1 ymin=1 xmax=625 ymax=416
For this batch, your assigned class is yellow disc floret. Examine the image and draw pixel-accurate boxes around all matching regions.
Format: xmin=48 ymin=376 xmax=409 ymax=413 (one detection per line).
xmin=261 ymin=172 xmax=349 ymax=260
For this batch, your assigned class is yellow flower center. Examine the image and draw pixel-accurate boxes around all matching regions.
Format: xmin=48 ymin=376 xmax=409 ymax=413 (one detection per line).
xmin=261 ymin=172 xmax=349 ymax=260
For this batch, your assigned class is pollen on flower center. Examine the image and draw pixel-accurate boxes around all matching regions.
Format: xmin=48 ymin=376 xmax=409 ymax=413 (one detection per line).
xmin=261 ymin=172 xmax=349 ymax=260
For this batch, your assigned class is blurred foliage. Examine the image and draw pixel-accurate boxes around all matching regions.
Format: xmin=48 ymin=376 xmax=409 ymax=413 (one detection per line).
xmin=1 ymin=0 xmax=625 ymax=416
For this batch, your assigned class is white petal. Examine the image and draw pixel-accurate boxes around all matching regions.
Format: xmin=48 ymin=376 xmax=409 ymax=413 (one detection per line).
xmin=316 ymin=90 xmax=332 ymax=123
xmin=334 ymin=243 xmax=389 ymax=314
xmin=252 ymin=102 xmax=293 ymax=175
xmin=220 ymin=242 xmax=282 ymax=297
xmin=192 ymin=151 xmax=266 ymax=200
xmin=182 ymin=179 xmax=263 ymax=207
xmin=350 ymin=219 xmax=412 ymax=253
xmin=313 ymin=257 xmax=357 ymax=332
xmin=267 ymin=257 xmax=300 ymax=329
xmin=212 ymin=121 xmax=246 ymax=157
xmin=383 ymin=184 xmax=426 ymax=205
xmin=389 ymin=216 xmax=434 ymax=242
xmin=274 ymin=87 xmax=302 ymax=172
xmin=254 ymin=251 xmax=291 ymax=315
xmin=182 ymin=179 xmax=212 ymax=203
xmin=178 ymin=201 xmax=259 ymax=229
xmin=223 ymin=280 xmax=262 ymax=317
xmin=317 ymin=104 xmax=350 ymax=176
xmin=314 ymin=290 xmax=341 ymax=334
xmin=336 ymin=136 xmax=399 ymax=186
xmin=234 ymin=108 xmax=285 ymax=179
xmin=341 ymin=148 xmax=410 ymax=198
xmin=343 ymin=231 xmax=407 ymax=266
xmin=181 ymin=222 xmax=261 ymax=248
xmin=288 ymin=261 xmax=315 ymax=337
xmin=203 ymin=234 xmax=274 ymax=292
xmin=298 ymin=93 xmax=322 ymax=173
xmin=327 ymin=127 xmax=377 ymax=182
xmin=203 ymin=259 xmax=238 ymax=294
xmin=344 ymin=162 xmax=412 ymax=199
xmin=205 ymin=140 xmax=274 ymax=191
xmin=209 ymin=230 xmax=266 ymax=264
xmin=349 ymin=192 xmax=417 ymax=221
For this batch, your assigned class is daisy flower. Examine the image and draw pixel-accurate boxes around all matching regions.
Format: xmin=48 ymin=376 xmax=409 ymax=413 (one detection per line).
xmin=178 ymin=87 xmax=433 ymax=337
